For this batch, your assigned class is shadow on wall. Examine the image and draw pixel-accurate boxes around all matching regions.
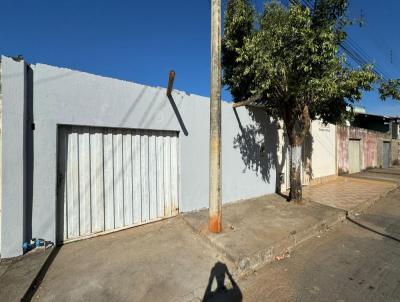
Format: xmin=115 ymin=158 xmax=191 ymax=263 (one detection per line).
xmin=118 ymin=85 xmax=188 ymax=137
xmin=303 ymin=129 xmax=314 ymax=183
xmin=26 ymin=65 xmax=34 ymax=242
xmin=233 ymin=107 xmax=287 ymax=193
xmin=167 ymin=94 xmax=188 ymax=136
xmin=233 ymin=107 xmax=313 ymax=194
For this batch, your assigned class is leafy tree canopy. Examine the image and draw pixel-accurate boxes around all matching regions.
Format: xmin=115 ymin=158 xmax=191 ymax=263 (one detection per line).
xmin=222 ymin=0 xmax=400 ymax=127
xmin=223 ymin=0 xmax=400 ymax=202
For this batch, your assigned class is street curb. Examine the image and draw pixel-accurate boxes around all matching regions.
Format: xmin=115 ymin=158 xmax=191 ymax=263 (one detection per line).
xmin=182 ymin=205 xmax=347 ymax=277
xmin=236 ymin=208 xmax=347 ymax=276
xmin=181 ymin=216 xmax=238 ymax=266
xmin=346 ymin=174 xmax=400 ymax=186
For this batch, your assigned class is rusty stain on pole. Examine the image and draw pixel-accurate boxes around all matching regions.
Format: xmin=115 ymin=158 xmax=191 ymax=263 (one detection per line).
xmin=209 ymin=0 xmax=222 ymax=233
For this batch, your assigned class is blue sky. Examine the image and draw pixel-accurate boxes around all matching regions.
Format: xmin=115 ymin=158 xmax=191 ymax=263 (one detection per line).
xmin=0 ymin=0 xmax=399 ymax=116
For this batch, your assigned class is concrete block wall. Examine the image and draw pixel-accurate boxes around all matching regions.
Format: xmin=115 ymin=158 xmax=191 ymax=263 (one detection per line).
xmin=337 ymin=125 xmax=391 ymax=174
xmin=377 ymin=138 xmax=392 ymax=168
xmin=336 ymin=125 xmax=349 ymax=174
xmin=377 ymin=138 xmax=383 ymax=168
xmin=391 ymin=139 xmax=400 ymax=165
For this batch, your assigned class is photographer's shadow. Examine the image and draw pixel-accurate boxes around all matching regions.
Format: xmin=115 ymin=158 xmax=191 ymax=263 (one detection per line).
xmin=202 ymin=262 xmax=242 ymax=302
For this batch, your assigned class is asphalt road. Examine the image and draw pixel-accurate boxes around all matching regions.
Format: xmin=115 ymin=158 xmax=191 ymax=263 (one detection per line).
xmin=239 ymin=187 xmax=400 ymax=302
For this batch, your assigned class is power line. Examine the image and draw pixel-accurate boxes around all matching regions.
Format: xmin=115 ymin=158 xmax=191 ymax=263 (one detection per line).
xmin=345 ymin=35 xmax=390 ymax=77
xmin=287 ymin=0 xmax=390 ymax=80
xmin=343 ymin=39 xmax=390 ymax=79
xmin=234 ymin=0 xmax=392 ymax=80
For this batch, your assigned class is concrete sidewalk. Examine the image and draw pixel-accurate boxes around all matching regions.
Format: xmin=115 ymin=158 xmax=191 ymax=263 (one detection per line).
xmin=303 ymin=175 xmax=397 ymax=214
xmin=0 ymin=248 xmax=53 ymax=302
xmin=183 ymin=194 xmax=345 ymax=275
xmin=350 ymin=166 xmax=400 ymax=184
xmin=32 ymin=218 xmax=235 ymax=302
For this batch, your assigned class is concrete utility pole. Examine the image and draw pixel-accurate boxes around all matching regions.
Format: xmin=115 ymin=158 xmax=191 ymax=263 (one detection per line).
xmin=209 ymin=0 xmax=222 ymax=233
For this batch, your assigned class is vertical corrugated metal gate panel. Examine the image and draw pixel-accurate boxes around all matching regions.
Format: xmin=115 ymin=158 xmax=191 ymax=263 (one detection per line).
xmin=57 ymin=126 xmax=179 ymax=242
xmin=348 ymin=139 xmax=361 ymax=174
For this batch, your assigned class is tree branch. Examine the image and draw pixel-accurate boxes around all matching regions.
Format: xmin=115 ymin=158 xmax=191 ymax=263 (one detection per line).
xmin=232 ymin=94 xmax=263 ymax=108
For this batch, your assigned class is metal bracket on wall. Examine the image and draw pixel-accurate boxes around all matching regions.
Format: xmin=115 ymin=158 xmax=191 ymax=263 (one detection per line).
xmin=166 ymin=70 xmax=175 ymax=97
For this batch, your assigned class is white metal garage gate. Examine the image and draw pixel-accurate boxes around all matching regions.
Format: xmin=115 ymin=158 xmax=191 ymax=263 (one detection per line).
xmin=57 ymin=126 xmax=179 ymax=243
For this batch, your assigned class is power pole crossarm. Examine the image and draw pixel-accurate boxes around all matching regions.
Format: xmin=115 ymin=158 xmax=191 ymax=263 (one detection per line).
xmin=209 ymin=0 xmax=222 ymax=233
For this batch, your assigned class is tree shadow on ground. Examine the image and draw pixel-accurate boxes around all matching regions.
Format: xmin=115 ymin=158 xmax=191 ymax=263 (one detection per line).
xmin=202 ymin=262 xmax=242 ymax=302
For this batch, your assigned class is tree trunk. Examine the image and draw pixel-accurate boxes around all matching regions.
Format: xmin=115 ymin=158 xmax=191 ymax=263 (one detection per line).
xmin=289 ymin=143 xmax=303 ymax=202
xmin=285 ymin=105 xmax=311 ymax=204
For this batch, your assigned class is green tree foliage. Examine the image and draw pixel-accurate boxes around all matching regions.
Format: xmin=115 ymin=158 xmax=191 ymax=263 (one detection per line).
xmin=379 ymin=79 xmax=400 ymax=100
xmin=222 ymin=0 xmax=400 ymax=201
xmin=222 ymin=0 xmax=255 ymax=100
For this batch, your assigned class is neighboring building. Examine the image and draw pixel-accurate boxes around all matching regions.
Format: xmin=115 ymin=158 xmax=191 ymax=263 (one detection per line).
xmin=390 ymin=117 xmax=400 ymax=139
xmin=336 ymin=125 xmax=391 ymax=174
xmin=352 ymin=112 xmax=393 ymax=134
xmin=351 ymin=111 xmax=400 ymax=140
xmin=339 ymin=110 xmax=400 ymax=173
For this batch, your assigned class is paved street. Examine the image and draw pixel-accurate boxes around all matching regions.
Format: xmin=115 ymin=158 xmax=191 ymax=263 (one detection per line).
xmin=240 ymin=187 xmax=400 ymax=302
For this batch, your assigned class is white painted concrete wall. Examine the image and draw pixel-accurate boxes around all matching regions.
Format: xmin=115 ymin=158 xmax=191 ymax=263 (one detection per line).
xmin=311 ymin=120 xmax=337 ymax=179
xmin=278 ymin=120 xmax=336 ymax=191
xmin=0 ymin=60 xmax=2 ymax=254
xmin=17 ymin=62 xmax=277 ymax=248
xmin=0 ymin=57 xmax=27 ymax=258
xmin=0 ymin=57 xmax=343 ymax=257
